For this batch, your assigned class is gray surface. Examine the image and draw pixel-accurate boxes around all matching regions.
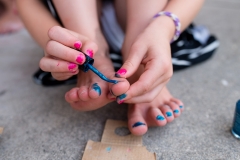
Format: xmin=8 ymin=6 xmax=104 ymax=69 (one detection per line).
xmin=0 ymin=0 xmax=240 ymax=159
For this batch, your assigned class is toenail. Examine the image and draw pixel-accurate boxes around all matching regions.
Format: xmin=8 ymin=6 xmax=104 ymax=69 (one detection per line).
xmin=68 ymin=63 xmax=77 ymax=71
xmin=76 ymin=54 xmax=84 ymax=64
xmin=174 ymin=110 xmax=179 ymax=113
xmin=74 ymin=41 xmax=82 ymax=49
xmin=92 ymin=83 xmax=101 ymax=96
xmin=180 ymin=105 xmax=183 ymax=109
xmin=86 ymin=49 xmax=94 ymax=58
xmin=110 ymin=89 xmax=117 ymax=97
xmin=156 ymin=115 xmax=165 ymax=121
xmin=132 ymin=122 xmax=146 ymax=128
xmin=166 ymin=112 xmax=172 ymax=117
xmin=115 ymin=69 xmax=127 ymax=77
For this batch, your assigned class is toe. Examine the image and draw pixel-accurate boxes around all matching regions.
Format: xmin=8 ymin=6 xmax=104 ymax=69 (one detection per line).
xmin=166 ymin=101 xmax=181 ymax=118
xmin=65 ymin=87 xmax=79 ymax=103
xmin=128 ymin=105 xmax=148 ymax=136
xmin=159 ymin=105 xmax=174 ymax=123
xmin=171 ymin=98 xmax=184 ymax=112
xmin=89 ymin=83 xmax=102 ymax=99
xmin=109 ymin=77 xmax=130 ymax=97
xmin=148 ymin=108 xmax=167 ymax=126
xmin=77 ymin=86 xmax=90 ymax=101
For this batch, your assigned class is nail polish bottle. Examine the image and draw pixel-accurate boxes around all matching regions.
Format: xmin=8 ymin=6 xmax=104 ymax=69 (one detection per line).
xmin=78 ymin=52 xmax=118 ymax=84
xmin=231 ymin=99 xmax=240 ymax=139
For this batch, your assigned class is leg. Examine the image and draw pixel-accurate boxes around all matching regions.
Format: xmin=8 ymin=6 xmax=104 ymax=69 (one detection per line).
xmin=0 ymin=0 xmax=23 ymax=34
xmin=51 ymin=0 xmax=130 ymax=111
xmin=115 ymin=0 xmax=184 ymax=135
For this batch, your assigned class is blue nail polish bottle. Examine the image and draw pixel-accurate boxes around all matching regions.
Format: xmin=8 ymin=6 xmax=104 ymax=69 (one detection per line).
xmin=231 ymin=100 xmax=240 ymax=139
xmin=78 ymin=52 xmax=118 ymax=84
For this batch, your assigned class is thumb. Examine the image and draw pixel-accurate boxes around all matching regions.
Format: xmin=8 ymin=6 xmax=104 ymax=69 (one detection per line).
xmin=115 ymin=43 xmax=147 ymax=78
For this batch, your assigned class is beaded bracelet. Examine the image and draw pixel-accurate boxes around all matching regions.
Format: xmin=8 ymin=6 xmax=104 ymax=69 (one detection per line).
xmin=153 ymin=11 xmax=181 ymax=42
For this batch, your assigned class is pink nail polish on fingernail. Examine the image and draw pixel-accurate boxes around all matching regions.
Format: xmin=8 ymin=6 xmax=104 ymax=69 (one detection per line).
xmin=74 ymin=41 xmax=82 ymax=49
xmin=118 ymin=100 xmax=124 ymax=104
xmin=68 ymin=63 xmax=77 ymax=70
xmin=116 ymin=69 xmax=127 ymax=76
xmin=76 ymin=54 xmax=84 ymax=64
xmin=86 ymin=49 xmax=93 ymax=58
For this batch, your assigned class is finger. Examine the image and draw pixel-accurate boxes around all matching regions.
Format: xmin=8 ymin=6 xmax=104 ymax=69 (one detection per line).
xmin=46 ymin=40 xmax=86 ymax=65
xmin=117 ymin=81 xmax=166 ymax=104
xmin=115 ymin=42 xmax=147 ymax=78
xmin=39 ymin=57 xmax=78 ymax=73
xmin=48 ymin=26 xmax=98 ymax=57
xmin=116 ymin=61 xmax=172 ymax=103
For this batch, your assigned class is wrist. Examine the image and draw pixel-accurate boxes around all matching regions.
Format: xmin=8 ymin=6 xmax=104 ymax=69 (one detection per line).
xmin=150 ymin=14 xmax=178 ymax=42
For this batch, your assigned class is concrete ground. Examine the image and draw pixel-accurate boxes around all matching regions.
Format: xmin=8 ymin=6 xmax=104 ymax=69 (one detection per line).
xmin=0 ymin=0 xmax=240 ymax=159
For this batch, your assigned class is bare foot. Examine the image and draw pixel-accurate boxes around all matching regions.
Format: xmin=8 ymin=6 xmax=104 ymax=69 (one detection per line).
xmin=127 ymin=86 xmax=184 ymax=135
xmin=0 ymin=0 xmax=23 ymax=34
xmin=65 ymin=52 xmax=130 ymax=111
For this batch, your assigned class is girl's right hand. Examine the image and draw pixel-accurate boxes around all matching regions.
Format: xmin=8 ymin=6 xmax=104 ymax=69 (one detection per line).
xmin=39 ymin=26 xmax=98 ymax=80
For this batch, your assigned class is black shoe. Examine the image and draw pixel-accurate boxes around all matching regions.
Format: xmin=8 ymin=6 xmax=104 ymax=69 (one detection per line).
xmin=33 ymin=69 xmax=77 ymax=86
xmin=171 ymin=24 xmax=219 ymax=71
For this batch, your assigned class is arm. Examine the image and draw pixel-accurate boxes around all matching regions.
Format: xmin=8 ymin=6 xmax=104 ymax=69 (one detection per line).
xmin=116 ymin=0 xmax=205 ymax=103
xmin=16 ymin=0 xmax=60 ymax=48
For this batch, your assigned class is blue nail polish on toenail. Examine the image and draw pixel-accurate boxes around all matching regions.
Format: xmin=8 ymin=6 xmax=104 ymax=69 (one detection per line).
xmin=174 ymin=110 xmax=179 ymax=113
xmin=166 ymin=112 xmax=172 ymax=117
xmin=132 ymin=122 xmax=146 ymax=128
xmin=92 ymin=83 xmax=101 ymax=96
xmin=118 ymin=93 xmax=127 ymax=100
xmin=180 ymin=105 xmax=183 ymax=109
xmin=156 ymin=115 xmax=165 ymax=121
xmin=78 ymin=52 xmax=118 ymax=84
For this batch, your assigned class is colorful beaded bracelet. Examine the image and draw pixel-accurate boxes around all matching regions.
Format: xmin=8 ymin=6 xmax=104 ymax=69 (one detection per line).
xmin=153 ymin=11 xmax=181 ymax=42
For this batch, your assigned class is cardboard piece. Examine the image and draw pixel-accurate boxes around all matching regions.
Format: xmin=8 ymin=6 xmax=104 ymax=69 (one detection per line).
xmin=0 ymin=127 xmax=3 ymax=134
xmin=82 ymin=120 xmax=156 ymax=160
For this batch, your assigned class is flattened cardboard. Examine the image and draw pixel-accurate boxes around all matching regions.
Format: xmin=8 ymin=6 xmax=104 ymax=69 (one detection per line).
xmin=82 ymin=120 xmax=156 ymax=160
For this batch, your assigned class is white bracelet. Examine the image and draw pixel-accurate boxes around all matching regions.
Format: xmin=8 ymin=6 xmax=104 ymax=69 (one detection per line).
xmin=153 ymin=11 xmax=181 ymax=42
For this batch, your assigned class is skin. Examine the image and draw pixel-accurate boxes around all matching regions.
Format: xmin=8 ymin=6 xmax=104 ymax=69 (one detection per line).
xmin=17 ymin=0 xmax=204 ymax=135
xmin=0 ymin=0 xmax=23 ymax=34
xmin=112 ymin=0 xmax=204 ymax=135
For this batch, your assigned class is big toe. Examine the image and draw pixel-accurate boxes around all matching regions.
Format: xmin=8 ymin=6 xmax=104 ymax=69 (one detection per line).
xmin=128 ymin=105 xmax=148 ymax=136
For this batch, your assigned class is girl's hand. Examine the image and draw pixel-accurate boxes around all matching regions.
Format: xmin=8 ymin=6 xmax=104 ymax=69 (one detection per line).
xmin=39 ymin=26 xmax=98 ymax=80
xmin=116 ymin=19 xmax=174 ymax=104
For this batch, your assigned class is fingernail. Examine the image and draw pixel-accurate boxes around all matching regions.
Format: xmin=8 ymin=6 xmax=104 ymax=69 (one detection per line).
xmin=68 ymin=63 xmax=77 ymax=70
xmin=74 ymin=41 xmax=82 ymax=49
xmin=166 ymin=112 xmax=172 ymax=117
xmin=156 ymin=115 xmax=165 ymax=121
xmin=173 ymin=110 xmax=179 ymax=113
xmin=115 ymin=69 xmax=127 ymax=77
xmin=86 ymin=49 xmax=93 ymax=58
xmin=118 ymin=100 xmax=124 ymax=104
xmin=180 ymin=105 xmax=183 ymax=109
xmin=92 ymin=83 xmax=101 ymax=96
xmin=76 ymin=54 xmax=84 ymax=64
xmin=132 ymin=122 xmax=146 ymax=128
